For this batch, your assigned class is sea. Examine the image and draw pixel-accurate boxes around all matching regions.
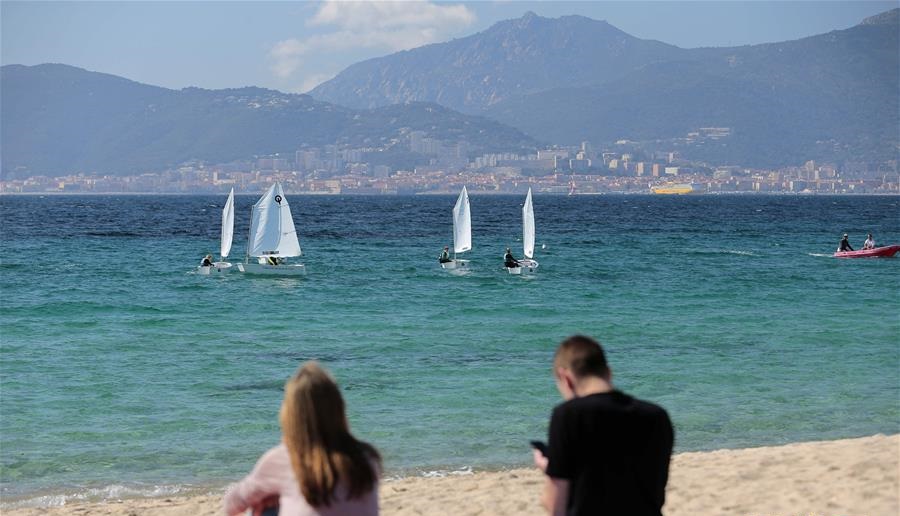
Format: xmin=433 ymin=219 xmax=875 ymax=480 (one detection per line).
xmin=1 ymin=193 xmax=898 ymax=507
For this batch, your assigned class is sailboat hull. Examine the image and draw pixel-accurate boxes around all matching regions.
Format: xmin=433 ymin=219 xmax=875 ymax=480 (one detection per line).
xmin=440 ymin=259 xmax=469 ymax=270
xmin=198 ymin=262 xmax=233 ymax=275
xmin=238 ymin=262 xmax=307 ymax=276
xmin=506 ymin=259 xmax=539 ymax=275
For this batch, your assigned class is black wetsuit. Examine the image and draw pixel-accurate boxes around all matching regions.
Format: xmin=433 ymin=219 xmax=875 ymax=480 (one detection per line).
xmin=504 ymin=252 xmax=519 ymax=268
xmin=201 ymin=257 xmax=213 ymax=267
xmin=839 ymin=238 xmax=854 ymax=252
xmin=439 ymin=250 xmax=452 ymax=263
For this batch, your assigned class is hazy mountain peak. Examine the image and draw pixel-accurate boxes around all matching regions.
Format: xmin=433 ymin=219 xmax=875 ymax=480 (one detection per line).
xmin=309 ymin=13 xmax=680 ymax=112
xmin=859 ymin=8 xmax=898 ymax=26
xmin=495 ymin=11 xmax=617 ymax=34
xmin=2 ymin=62 xmax=164 ymax=90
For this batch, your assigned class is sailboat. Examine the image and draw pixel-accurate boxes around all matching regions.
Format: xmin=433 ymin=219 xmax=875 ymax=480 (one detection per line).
xmin=237 ymin=182 xmax=306 ymax=276
xmin=440 ymin=186 xmax=471 ymax=269
xmin=507 ymin=188 xmax=539 ymax=275
xmin=198 ymin=187 xmax=235 ymax=275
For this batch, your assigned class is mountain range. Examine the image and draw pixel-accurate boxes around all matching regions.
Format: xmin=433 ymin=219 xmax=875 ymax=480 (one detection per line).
xmin=0 ymin=64 xmax=534 ymax=176
xmin=313 ymin=9 xmax=899 ymax=167
xmin=2 ymin=8 xmax=897 ymax=176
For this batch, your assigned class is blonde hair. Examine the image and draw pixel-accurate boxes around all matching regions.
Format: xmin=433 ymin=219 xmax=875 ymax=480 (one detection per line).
xmin=280 ymin=362 xmax=380 ymax=507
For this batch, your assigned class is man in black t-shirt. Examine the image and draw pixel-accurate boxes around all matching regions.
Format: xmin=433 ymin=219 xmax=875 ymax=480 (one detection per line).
xmin=533 ymin=335 xmax=674 ymax=516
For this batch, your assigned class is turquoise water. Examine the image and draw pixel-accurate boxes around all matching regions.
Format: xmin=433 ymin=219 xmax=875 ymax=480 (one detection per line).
xmin=1 ymin=194 xmax=898 ymax=505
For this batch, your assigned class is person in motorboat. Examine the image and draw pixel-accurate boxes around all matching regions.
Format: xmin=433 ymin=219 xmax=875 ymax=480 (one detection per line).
xmin=504 ymin=247 xmax=520 ymax=268
xmin=439 ymin=246 xmax=452 ymax=263
xmin=200 ymin=254 xmax=214 ymax=267
xmin=838 ymin=234 xmax=854 ymax=252
xmin=863 ymin=233 xmax=875 ymax=250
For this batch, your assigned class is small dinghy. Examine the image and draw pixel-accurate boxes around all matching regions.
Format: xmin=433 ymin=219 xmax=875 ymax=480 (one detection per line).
xmin=198 ymin=187 xmax=235 ymax=275
xmin=833 ymin=245 xmax=900 ymax=258
xmin=507 ymin=188 xmax=539 ymax=275
xmin=441 ymin=186 xmax=472 ymax=270
xmin=238 ymin=182 xmax=306 ymax=276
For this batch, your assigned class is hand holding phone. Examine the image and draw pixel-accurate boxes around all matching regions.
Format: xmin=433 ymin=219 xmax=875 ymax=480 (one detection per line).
xmin=530 ymin=440 xmax=548 ymax=456
xmin=530 ymin=440 xmax=549 ymax=472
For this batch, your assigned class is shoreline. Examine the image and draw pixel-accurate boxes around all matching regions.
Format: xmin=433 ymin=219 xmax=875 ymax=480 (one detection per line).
xmin=2 ymin=191 xmax=899 ymax=196
xmin=4 ymin=434 xmax=897 ymax=515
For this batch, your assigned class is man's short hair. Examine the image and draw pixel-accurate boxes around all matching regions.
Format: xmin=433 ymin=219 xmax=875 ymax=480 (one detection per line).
xmin=554 ymin=335 xmax=610 ymax=378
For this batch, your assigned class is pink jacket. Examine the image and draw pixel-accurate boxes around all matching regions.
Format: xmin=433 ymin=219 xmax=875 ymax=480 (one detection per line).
xmin=224 ymin=444 xmax=379 ymax=516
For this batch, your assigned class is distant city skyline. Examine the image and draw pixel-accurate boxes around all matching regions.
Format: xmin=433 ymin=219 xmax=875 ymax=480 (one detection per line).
xmin=2 ymin=1 xmax=895 ymax=94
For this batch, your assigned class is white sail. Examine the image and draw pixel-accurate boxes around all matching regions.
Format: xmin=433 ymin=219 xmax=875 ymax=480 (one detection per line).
xmin=452 ymin=186 xmax=472 ymax=254
xmin=247 ymin=182 xmax=302 ymax=258
xmin=522 ymin=188 xmax=535 ymax=259
xmin=220 ymin=188 xmax=235 ymax=259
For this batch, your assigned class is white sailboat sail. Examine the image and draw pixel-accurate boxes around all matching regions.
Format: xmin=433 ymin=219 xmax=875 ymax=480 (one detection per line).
xmin=506 ymin=187 xmax=538 ymax=275
xmin=220 ymin=188 xmax=235 ymax=259
xmin=452 ymin=186 xmax=472 ymax=254
xmin=247 ymin=182 xmax=302 ymax=258
xmin=522 ymin=188 xmax=535 ymax=259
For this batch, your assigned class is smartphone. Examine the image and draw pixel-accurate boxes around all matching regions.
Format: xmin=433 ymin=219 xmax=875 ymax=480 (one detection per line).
xmin=530 ymin=440 xmax=548 ymax=456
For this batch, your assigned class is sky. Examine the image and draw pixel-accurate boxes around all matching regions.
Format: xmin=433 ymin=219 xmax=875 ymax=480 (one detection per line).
xmin=2 ymin=1 xmax=896 ymax=94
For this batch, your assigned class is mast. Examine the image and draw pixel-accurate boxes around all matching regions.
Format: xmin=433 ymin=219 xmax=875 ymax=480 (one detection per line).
xmin=245 ymin=204 xmax=254 ymax=264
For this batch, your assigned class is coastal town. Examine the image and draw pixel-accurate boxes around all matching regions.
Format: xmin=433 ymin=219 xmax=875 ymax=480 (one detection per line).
xmin=2 ymin=128 xmax=898 ymax=195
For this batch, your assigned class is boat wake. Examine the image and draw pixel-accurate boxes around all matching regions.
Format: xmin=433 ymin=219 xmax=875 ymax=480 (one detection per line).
xmin=807 ymin=252 xmax=833 ymax=258
xmin=691 ymin=249 xmax=758 ymax=257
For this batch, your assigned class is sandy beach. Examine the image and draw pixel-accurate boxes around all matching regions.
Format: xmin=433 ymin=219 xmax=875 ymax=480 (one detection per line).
xmin=4 ymin=434 xmax=897 ymax=515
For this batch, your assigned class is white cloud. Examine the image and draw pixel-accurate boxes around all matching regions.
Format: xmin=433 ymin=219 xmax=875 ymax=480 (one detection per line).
xmin=310 ymin=0 xmax=475 ymax=33
xmin=269 ymin=39 xmax=308 ymax=78
xmin=268 ymin=0 xmax=475 ymax=85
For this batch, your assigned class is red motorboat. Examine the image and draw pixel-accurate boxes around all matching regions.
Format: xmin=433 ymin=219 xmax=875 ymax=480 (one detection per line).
xmin=833 ymin=245 xmax=900 ymax=258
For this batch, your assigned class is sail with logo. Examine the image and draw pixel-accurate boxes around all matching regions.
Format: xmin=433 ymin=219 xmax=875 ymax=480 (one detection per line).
xmin=238 ymin=182 xmax=306 ymax=275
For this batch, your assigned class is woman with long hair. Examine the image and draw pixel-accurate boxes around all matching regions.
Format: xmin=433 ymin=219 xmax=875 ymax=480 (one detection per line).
xmin=224 ymin=362 xmax=381 ymax=515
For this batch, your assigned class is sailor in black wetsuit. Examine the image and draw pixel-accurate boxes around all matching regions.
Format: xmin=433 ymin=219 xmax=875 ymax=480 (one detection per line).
xmin=839 ymin=234 xmax=854 ymax=252
xmin=439 ymin=246 xmax=452 ymax=263
xmin=200 ymin=254 xmax=214 ymax=267
xmin=504 ymin=247 xmax=520 ymax=268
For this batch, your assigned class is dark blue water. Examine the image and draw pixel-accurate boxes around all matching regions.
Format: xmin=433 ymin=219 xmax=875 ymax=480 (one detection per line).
xmin=1 ymin=194 xmax=898 ymax=506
